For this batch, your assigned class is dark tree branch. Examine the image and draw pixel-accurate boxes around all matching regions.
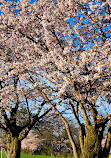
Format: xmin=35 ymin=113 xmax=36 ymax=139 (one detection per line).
xmin=10 ymin=93 xmax=19 ymax=119
xmin=1 ymin=109 xmax=10 ymax=129
xmin=18 ymin=29 xmax=49 ymax=51
xmin=0 ymin=122 xmax=8 ymax=132
xmin=51 ymin=29 xmax=64 ymax=50
xmin=24 ymin=95 xmax=31 ymax=122
xmin=38 ymin=107 xmax=52 ymax=119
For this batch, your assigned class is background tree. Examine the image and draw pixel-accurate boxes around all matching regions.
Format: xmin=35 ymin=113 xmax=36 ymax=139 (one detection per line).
xmin=34 ymin=114 xmax=79 ymax=155
xmin=0 ymin=0 xmax=111 ymax=158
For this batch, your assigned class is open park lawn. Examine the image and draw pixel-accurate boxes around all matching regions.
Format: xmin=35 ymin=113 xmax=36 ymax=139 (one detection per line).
xmin=0 ymin=153 xmax=111 ymax=158
xmin=21 ymin=154 xmax=64 ymax=158
xmin=21 ymin=154 xmax=110 ymax=158
xmin=0 ymin=153 xmax=64 ymax=158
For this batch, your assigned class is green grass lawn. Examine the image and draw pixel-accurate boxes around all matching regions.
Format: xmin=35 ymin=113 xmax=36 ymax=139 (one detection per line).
xmin=0 ymin=153 xmax=64 ymax=158
xmin=21 ymin=154 xmax=63 ymax=158
xmin=0 ymin=152 xmax=8 ymax=158
xmin=1 ymin=154 xmax=110 ymax=158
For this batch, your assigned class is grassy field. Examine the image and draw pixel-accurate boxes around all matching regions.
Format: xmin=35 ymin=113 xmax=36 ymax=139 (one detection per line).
xmin=21 ymin=155 xmax=110 ymax=158
xmin=21 ymin=154 xmax=64 ymax=158
xmin=0 ymin=153 xmax=64 ymax=158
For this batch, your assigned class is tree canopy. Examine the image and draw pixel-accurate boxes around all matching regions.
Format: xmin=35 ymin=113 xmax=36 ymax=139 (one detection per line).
xmin=0 ymin=0 xmax=111 ymax=158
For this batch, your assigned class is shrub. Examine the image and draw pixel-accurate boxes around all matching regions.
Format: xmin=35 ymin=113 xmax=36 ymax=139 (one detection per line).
xmin=21 ymin=148 xmax=31 ymax=155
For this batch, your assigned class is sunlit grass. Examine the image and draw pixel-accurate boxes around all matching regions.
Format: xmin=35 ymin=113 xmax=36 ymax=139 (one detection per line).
xmin=0 ymin=153 xmax=64 ymax=158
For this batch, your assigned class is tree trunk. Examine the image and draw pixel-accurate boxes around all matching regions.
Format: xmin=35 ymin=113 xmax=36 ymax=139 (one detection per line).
xmin=65 ymin=123 xmax=78 ymax=158
xmin=7 ymin=133 xmax=21 ymax=158
xmin=80 ymin=126 xmax=102 ymax=158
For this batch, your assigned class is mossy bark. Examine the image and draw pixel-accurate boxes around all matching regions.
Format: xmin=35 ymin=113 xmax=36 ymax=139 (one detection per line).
xmin=7 ymin=133 xmax=21 ymax=158
xmin=80 ymin=126 xmax=102 ymax=158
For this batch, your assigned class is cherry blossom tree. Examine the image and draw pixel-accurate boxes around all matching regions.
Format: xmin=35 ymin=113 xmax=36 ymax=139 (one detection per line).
xmin=0 ymin=6 xmax=52 ymax=156
xmin=0 ymin=0 xmax=111 ymax=158
xmin=0 ymin=75 xmax=52 ymax=158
